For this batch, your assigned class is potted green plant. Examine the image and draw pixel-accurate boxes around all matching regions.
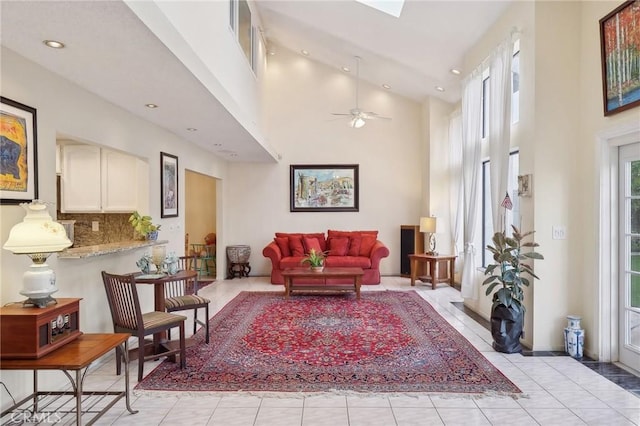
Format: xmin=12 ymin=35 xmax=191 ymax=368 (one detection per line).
xmin=128 ymin=211 xmax=161 ymax=240
xmin=301 ymin=248 xmax=329 ymax=272
xmin=483 ymin=225 xmax=544 ymax=353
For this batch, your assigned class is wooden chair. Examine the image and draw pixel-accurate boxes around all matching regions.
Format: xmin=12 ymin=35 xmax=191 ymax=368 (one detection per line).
xmin=101 ymin=271 xmax=187 ymax=381
xmin=190 ymin=243 xmax=216 ymax=278
xmin=164 ymin=255 xmax=211 ymax=344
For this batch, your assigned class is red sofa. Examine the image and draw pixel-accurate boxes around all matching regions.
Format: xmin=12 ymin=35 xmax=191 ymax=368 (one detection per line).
xmin=262 ymin=230 xmax=389 ymax=285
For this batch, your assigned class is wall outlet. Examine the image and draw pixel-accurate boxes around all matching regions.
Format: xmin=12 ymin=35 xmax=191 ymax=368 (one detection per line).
xmin=552 ymin=225 xmax=566 ymax=240
xmin=92 ymin=221 xmax=99 ymax=232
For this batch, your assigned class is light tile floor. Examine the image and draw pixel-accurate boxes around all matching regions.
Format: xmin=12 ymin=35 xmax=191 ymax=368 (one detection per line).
xmin=23 ymin=276 xmax=640 ymax=425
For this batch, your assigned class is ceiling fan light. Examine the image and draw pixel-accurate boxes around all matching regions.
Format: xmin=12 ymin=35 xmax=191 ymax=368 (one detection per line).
xmin=351 ymin=117 xmax=366 ymax=128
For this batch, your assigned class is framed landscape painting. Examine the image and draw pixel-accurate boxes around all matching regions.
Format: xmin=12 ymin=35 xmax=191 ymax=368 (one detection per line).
xmin=290 ymin=164 xmax=359 ymax=212
xmin=0 ymin=97 xmax=38 ymax=204
xmin=600 ymin=0 xmax=640 ymax=116
xmin=160 ymin=152 xmax=178 ymax=218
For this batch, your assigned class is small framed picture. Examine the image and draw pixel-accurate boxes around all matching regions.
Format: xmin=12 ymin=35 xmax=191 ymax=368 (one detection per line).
xmin=518 ymin=174 xmax=532 ymax=197
xmin=1 ymin=97 xmax=38 ymax=204
xmin=160 ymin=152 xmax=178 ymax=218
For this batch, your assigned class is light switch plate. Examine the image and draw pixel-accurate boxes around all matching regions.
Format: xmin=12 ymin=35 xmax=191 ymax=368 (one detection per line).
xmin=92 ymin=221 xmax=99 ymax=232
xmin=552 ymin=225 xmax=566 ymax=240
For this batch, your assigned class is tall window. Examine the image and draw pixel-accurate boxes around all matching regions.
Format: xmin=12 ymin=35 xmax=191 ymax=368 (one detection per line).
xmin=482 ymin=151 xmax=520 ymax=267
xmin=481 ymin=39 xmax=521 ymax=138
xmin=512 ymin=39 xmax=520 ymax=124
xmin=229 ymin=0 xmax=257 ymax=72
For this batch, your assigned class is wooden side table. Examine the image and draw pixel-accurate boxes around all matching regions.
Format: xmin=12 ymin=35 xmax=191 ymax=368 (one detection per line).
xmin=0 ymin=333 xmax=137 ymax=425
xmin=409 ymin=254 xmax=457 ymax=290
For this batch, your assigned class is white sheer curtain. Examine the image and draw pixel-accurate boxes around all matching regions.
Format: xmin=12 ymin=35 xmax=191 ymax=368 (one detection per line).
xmin=460 ymin=72 xmax=483 ymax=299
xmin=488 ymin=40 xmax=513 ymax=234
xmin=448 ymin=112 xmax=464 ymax=273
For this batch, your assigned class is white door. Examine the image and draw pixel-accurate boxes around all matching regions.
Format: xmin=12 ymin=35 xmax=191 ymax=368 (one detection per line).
xmin=619 ymin=142 xmax=640 ymax=372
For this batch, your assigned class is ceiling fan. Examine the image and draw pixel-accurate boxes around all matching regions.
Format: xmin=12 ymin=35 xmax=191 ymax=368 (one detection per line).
xmin=331 ymin=56 xmax=391 ymax=128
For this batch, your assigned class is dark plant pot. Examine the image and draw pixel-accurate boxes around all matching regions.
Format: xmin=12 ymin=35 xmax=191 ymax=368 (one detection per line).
xmin=147 ymin=230 xmax=158 ymax=241
xmin=490 ymin=304 xmax=524 ymax=353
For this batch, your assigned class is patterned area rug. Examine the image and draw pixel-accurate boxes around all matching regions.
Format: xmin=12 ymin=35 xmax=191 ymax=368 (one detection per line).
xmin=135 ymin=291 xmax=520 ymax=395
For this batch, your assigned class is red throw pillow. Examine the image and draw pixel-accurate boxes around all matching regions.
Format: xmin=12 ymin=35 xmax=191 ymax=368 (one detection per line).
xmin=274 ymin=237 xmax=291 ymax=257
xmin=348 ymin=236 xmax=362 ymax=256
xmin=328 ymin=237 xmax=350 ymax=256
xmin=303 ymin=237 xmax=322 ymax=254
xmin=360 ymin=235 xmax=377 ymax=257
xmin=288 ymin=235 xmax=305 ymax=257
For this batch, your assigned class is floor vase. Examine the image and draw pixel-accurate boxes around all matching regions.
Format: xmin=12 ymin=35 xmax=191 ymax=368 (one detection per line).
xmin=564 ymin=315 xmax=584 ymax=358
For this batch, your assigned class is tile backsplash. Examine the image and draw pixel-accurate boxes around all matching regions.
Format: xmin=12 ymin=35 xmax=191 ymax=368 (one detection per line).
xmin=56 ymin=212 xmax=138 ymax=247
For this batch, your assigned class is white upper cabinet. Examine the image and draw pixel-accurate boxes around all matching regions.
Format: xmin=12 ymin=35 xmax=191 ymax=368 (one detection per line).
xmin=101 ymin=149 xmax=138 ymax=212
xmin=60 ymin=144 xmax=148 ymax=213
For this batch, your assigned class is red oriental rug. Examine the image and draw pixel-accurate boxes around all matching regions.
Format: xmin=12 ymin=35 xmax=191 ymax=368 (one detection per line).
xmin=135 ymin=291 xmax=520 ymax=395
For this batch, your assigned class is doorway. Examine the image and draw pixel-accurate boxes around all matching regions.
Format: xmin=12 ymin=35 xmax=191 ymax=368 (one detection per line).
xmin=185 ymin=170 xmax=218 ymax=278
xmin=619 ymin=143 xmax=640 ymax=372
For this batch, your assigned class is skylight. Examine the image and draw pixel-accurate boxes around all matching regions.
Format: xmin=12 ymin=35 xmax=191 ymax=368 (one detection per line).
xmin=355 ymin=0 xmax=405 ymax=18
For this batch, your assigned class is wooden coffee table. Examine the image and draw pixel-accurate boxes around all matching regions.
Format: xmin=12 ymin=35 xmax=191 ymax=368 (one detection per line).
xmin=282 ymin=267 xmax=364 ymax=299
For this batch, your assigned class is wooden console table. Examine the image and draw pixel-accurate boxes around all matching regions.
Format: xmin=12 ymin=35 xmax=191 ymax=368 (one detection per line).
xmin=0 ymin=333 xmax=137 ymax=425
xmin=282 ymin=267 xmax=364 ymax=299
xmin=409 ymin=254 xmax=456 ymax=290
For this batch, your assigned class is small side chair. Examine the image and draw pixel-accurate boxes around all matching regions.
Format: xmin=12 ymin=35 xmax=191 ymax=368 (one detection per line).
xmin=101 ymin=271 xmax=187 ymax=381
xmin=164 ymin=255 xmax=211 ymax=344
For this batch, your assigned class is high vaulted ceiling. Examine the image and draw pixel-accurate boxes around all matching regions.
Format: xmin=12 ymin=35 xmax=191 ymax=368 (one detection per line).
xmin=0 ymin=0 xmax=512 ymax=162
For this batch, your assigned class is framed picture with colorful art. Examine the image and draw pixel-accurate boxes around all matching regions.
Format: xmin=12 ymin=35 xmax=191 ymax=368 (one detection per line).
xmin=160 ymin=152 xmax=178 ymax=218
xmin=600 ymin=0 xmax=640 ymax=116
xmin=290 ymin=164 xmax=359 ymax=212
xmin=0 ymin=97 xmax=38 ymax=204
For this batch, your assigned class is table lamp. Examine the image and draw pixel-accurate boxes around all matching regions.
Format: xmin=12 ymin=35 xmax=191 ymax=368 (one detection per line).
xmin=419 ymin=216 xmax=438 ymax=255
xmin=3 ymin=200 xmax=72 ymax=308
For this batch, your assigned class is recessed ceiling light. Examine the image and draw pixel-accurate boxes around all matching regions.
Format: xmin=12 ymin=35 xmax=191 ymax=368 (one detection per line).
xmin=301 ymin=49 xmax=310 ymax=56
xmin=43 ymin=40 xmax=65 ymax=49
xmin=435 ymin=86 xmax=445 ymax=92
xmin=341 ymin=66 xmax=350 ymax=72
xmin=382 ymin=84 xmax=391 ymax=90
xmin=187 ymin=128 xmax=197 ymax=132
xmin=450 ymin=68 xmax=461 ymax=75
xmin=145 ymin=103 xmax=158 ymax=109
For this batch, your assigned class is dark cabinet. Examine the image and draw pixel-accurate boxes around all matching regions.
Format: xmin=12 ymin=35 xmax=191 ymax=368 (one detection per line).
xmin=400 ymin=225 xmax=426 ymax=277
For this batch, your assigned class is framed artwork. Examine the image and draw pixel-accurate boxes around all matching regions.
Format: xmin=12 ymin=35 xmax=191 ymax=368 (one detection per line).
xmin=160 ymin=152 xmax=178 ymax=218
xmin=290 ymin=164 xmax=359 ymax=212
xmin=518 ymin=174 xmax=532 ymax=197
xmin=0 ymin=97 xmax=38 ymax=204
xmin=599 ymin=0 xmax=640 ymax=116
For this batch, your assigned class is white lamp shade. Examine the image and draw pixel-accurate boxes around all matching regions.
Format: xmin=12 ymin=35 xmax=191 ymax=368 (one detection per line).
xmin=3 ymin=201 xmax=72 ymax=254
xmin=419 ymin=216 xmax=437 ymax=233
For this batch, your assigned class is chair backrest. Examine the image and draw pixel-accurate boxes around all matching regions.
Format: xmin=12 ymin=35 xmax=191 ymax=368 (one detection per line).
xmin=164 ymin=256 xmax=199 ymax=298
xmin=101 ymin=271 xmax=143 ymax=331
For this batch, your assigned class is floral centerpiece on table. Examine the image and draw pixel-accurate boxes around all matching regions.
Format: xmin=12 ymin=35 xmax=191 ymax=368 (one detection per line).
xmin=301 ymin=248 xmax=329 ymax=271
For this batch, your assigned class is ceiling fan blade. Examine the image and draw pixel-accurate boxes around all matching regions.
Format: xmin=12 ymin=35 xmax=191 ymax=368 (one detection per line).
xmin=362 ymin=112 xmax=391 ymax=120
xmin=331 ymin=113 xmax=353 ymax=116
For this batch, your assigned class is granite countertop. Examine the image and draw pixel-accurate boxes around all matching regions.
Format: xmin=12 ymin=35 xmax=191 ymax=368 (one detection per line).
xmin=58 ymin=240 xmax=169 ymax=259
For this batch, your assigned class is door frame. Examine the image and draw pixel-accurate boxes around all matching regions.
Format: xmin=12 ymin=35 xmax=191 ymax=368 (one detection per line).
xmin=598 ymin=119 xmax=640 ymax=363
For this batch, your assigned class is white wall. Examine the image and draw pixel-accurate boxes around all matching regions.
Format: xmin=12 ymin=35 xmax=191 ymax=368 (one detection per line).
xmin=125 ymin=0 xmax=271 ymax=153
xmin=452 ymin=0 xmax=640 ymax=356
xmin=0 ymin=47 xmax=227 ymax=408
xmin=225 ymin=47 xmax=425 ymax=276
